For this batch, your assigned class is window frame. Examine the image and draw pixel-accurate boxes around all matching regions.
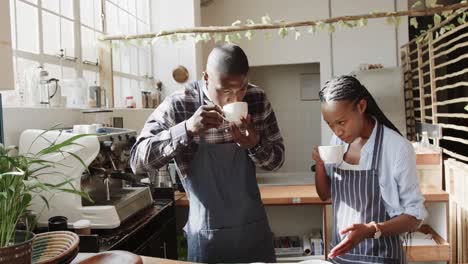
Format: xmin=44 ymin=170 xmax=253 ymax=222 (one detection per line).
xmin=7 ymin=0 xmax=153 ymax=107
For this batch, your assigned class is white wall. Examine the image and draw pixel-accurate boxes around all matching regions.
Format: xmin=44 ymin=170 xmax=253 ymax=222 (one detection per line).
xmin=3 ymin=107 xmax=83 ymax=146
xmin=151 ymin=0 xmax=203 ymax=98
xmin=3 ymin=107 xmax=154 ymax=146
xmin=80 ymin=108 xmax=154 ymax=132
xmin=200 ymin=0 xmax=409 ymax=145
xmin=249 ymin=64 xmax=321 ymax=173
xmin=325 ymin=0 xmax=408 ymax=145
xmin=201 ymin=0 xmax=332 ymax=69
xmin=354 ymin=67 xmax=407 ymax=136
xmin=331 ymin=0 xmax=408 ymax=75
xmin=0 ymin=0 xmax=14 ymax=91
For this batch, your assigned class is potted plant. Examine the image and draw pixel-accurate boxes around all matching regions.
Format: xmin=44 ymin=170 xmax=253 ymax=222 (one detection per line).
xmin=0 ymin=130 xmax=92 ymax=263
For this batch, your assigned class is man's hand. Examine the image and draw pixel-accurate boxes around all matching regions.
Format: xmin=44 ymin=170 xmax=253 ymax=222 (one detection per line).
xmin=328 ymin=223 xmax=376 ymax=259
xmin=186 ymin=105 xmax=224 ymax=136
xmin=230 ymin=115 xmax=259 ymax=149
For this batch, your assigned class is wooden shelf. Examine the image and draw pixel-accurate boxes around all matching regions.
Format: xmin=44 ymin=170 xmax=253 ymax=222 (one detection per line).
xmin=405 ymin=224 xmax=450 ymax=262
xmin=256 ymin=185 xmax=329 ymax=205
xmin=416 ymin=152 xmax=441 ymax=165
xmin=175 ymin=184 xmax=447 ymax=206
xmin=276 ymin=254 xmax=325 ymax=262
xmin=421 ymin=184 xmax=449 ymax=203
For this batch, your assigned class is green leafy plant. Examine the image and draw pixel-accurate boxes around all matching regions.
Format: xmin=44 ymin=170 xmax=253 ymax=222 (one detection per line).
xmin=105 ymin=0 xmax=468 ymax=47
xmin=0 ymin=130 xmax=92 ymax=248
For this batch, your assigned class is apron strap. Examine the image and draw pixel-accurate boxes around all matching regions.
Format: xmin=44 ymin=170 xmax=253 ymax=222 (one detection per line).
xmin=195 ymin=80 xmax=204 ymax=107
xmin=370 ymin=121 xmax=384 ymax=171
xmin=194 ymin=80 xmax=206 ymax=144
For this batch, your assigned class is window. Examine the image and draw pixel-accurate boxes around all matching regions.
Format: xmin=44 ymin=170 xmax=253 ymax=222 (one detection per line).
xmin=105 ymin=0 xmax=151 ymax=108
xmin=4 ymin=0 xmax=153 ymax=108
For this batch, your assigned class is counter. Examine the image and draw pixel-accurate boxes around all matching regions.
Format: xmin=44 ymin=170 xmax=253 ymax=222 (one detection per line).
xmin=72 ymin=253 xmax=194 ymax=264
xmin=175 ymin=184 xmax=448 ymax=206
xmin=76 ymin=199 xmax=177 ymax=259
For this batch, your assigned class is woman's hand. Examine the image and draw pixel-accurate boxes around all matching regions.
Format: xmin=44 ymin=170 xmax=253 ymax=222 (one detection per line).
xmin=312 ymin=146 xmax=325 ymax=167
xmin=312 ymin=146 xmax=331 ymax=201
xmin=328 ymin=223 xmax=375 ymax=259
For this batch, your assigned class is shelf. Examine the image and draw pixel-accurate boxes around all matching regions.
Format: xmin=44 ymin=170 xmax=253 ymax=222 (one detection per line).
xmin=257 ymin=185 xmax=329 ymax=205
xmin=175 ymin=184 xmax=447 ymax=206
xmin=175 ymin=185 xmax=329 ymax=206
xmin=276 ymin=254 xmax=325 ymax=263
xmin=420 ymin=185 xmax=449 ymax=203
xmin=416 ymin=152 xmax=441 ymax=165
xmin=405 ymin=224 xmax=450 ymax=262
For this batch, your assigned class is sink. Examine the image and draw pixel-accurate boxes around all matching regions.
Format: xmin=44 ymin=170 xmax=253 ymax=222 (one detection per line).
xmin=256 ymin=172 xmax=314 ymax=186
xmin=83 ymin=187 xmax=153 ymax=223
xmin=84 ymin=188 xmax=148 ymax=206
xmin=109 ymin=188 xmax=135 ymax=199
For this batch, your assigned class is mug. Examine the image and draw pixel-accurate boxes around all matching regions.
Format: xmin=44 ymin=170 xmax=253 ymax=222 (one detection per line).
xmin=223 ymin=102 xmax=248 ymax=124
xmin=318 ymin=145 xmax=344 ymax=164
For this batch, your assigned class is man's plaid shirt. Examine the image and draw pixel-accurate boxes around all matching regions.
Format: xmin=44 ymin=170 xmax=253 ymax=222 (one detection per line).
xmin=130 ymin=81 xmax=285 ymax=178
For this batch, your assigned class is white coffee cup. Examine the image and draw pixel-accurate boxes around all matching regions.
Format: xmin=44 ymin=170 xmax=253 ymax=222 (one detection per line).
xmin=318 ymin=145 xmax=344 ymax=164
xmin=83 ymin=124 xmax=97 ymax=134
xmin=223 ymin=102 xmax=248 ymax=124
xmin=73 ymin=219 xmax=91 ymax=235
xmin=73 ymin=124 xmax=85 ymax=134
xmin=73 ymin=124 xmax=96 ymax=134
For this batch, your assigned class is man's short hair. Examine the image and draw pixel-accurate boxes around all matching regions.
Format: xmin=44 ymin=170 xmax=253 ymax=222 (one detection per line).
xmin=206 ymin=44 xmax=249 ymax=75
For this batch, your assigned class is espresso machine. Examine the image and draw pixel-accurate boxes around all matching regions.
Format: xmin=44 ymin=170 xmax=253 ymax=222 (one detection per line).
xmin=18 ymin=127 xmax=153 ymax=229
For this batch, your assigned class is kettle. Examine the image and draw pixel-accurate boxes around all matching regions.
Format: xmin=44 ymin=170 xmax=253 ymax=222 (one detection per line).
xmin=149 ymin=165 xmax=173 ymax=188
xmin=89 ymin=85 xmax=106 ymax=108
xmin=40 ymin=78 xmax=61 ymax=107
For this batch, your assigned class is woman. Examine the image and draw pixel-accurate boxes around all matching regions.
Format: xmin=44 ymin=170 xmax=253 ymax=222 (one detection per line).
xmin=313 ymin=75 xmax=427 ymax=263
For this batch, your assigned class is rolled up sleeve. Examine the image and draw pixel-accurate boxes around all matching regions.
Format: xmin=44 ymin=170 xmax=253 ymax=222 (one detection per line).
xmin=393 ymin=142 xmax=428 ymax=221
xmin=247 ymin=95 xmax=285 ymax=171
xmin=130 ymin=95 xmax=189 ymax=174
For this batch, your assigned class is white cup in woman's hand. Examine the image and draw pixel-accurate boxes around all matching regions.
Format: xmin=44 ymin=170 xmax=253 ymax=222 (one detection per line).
xmin=318 ymin=145 xmax=344 ymax=164
xmin=223 ymin=102 xmax=248 ymax=125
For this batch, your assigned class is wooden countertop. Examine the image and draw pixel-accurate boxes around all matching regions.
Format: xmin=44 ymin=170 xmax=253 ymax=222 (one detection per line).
xmin=73 ymin=253 xmax=194 ymax=264
xmin=141 ymin=256 xmax=195 ymax=264
xmin=175 ymin=184 xmax=448 ymax=207
xmin=175 ymin=185 xmax=328 ymax=207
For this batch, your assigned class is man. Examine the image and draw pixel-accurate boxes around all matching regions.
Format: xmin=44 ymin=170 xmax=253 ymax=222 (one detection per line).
xmin=130 ymin=44 xmax=284 ymax=263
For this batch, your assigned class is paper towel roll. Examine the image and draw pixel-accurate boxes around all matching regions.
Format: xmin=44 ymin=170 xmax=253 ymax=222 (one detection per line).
xmin=302 ymin=235 xmax=311 ymax=255
xmin=310 ymin=238 xmax=323 ymax=255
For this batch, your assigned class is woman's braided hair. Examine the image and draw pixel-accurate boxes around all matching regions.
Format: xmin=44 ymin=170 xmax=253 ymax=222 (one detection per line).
xmin=319 ymin=75 xmax=401 ymax=135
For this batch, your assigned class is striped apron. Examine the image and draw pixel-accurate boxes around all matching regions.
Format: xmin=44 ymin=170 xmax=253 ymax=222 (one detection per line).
xmin=330 ymin=122 xmax=406 ymax=264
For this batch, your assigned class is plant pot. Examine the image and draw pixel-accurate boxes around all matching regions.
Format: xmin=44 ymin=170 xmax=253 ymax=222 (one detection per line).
xmin=0 ymin=230 xmax=35 ymax=264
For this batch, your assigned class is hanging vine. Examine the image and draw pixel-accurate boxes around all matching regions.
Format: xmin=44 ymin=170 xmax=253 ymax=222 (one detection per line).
xmin=102 ymin=1 xmax=468 ymax=47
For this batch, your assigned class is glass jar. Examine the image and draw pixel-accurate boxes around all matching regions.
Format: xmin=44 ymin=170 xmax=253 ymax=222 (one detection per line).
xmin=125 ymin=96 xmax=136 ymax=108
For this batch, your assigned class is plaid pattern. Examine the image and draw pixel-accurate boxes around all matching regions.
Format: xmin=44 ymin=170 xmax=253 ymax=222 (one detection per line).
xmin=130 ymin=81 xmax=285 ymax=178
